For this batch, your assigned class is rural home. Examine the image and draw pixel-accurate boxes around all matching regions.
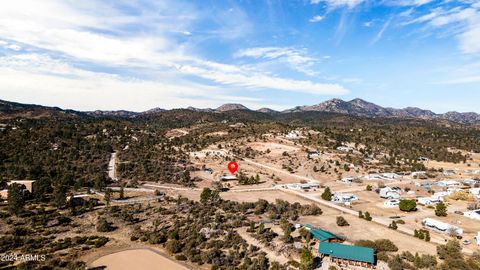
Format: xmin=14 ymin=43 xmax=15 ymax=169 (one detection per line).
xmin=464 ymin=210 xmax=480 ymax=221
xmin=0 ymin=180 xmax=36 ymax=199
xmin=436 ymin=180 xmax=461 ymax=188
xmin=336 ymin=146 xmax=353 ymax=152
xmin=422 ymin=218 xmax=463 ymax=236
xmin=285 ymin=131 xmax=299 ymax=139
xmin=319 ymin=242 xmax=375 ymax=268
xmin=379 ymin=187 xmax=401 ymax=199
xmin=417 ymin=196 xmax=442 ymax=206
xmin=384 ymin=199 xmax=400 ymax=207
xmin=331 ymin=193 xmax=358 ymax=203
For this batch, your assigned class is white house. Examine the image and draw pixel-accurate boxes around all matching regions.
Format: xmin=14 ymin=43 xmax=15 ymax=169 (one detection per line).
xmin=422 ymin=218 xmax=463 ymax=236
xmin=464 ymin=179 xmax=480 ymax=186
xmin=436 ymin=180 xmax=461 ymax=188
xmin=336 ymin=146 xmax=353 ymax=152
xmin=417 ymin=196 xmax=442 ymax=206
xmin=379 ymin=187 xmax=402 ymax=199
xmin=292 ymin=183 xmax=319 ymax=190
xmin=332 ymin=193 xmax=358 ymax=203
xmin=340 ymin=177 xmax=356 ymax=184
xmin=464 ymin=209 xmax=480 ymax=220
xmin=384 ymin=199 xmax=400 ymax=207
xmin=470 ymin=188 xmax=480 ymax=198
xmin=286 ymin=131 xmax=299 ymax=139
xmin=443 ymin=170 xmax=456 ymax=176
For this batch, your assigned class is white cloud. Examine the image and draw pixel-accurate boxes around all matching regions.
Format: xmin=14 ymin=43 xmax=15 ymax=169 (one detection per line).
xmin=370 ymin=18 xmax=391 ymax=45
xmin=403 ymin=4 xmax=480 ymax=54
xmin=309 ymin=15 xmax=324 ymax=23
xmin=310 ymin=0 xmax=364 ymax=9
xmin=234 ymin=47 xmax=321 ymax=76
xmin=0 ymin=0 xmax=350 ymax=110
xmin=0 ymin=54 xmax=277 ymax=111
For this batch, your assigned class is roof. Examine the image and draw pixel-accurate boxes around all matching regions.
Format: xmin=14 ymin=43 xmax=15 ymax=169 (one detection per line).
xmin=310 ymin=228 xmax=344 ymax=242
xmin=319 ymin=242 xmax=375 ymax=264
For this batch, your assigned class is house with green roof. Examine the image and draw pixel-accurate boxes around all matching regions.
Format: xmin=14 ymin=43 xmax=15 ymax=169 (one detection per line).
xmin=305 ymin=224 xmax=344 ymax=243
xmin=319 ymin=242 xmax=375 ymax=268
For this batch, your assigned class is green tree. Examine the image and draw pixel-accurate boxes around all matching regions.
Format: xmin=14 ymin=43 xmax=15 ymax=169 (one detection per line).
xmin=104 ymin=188 xmax=112 ymax=207
xmin=321 ymin=187 xmax=332 ymax=201
xmin=435 ymin=201 xmax=448 ymax=217
xmin=389 ymin=221 xmax=398 ymax=230
xmin=336 ymin=216 xmax=349 ymax=226
xmin=364 ymin=211 xmax=372 ymax=221
xmin=52 ymin=184 xmax=67 ymax=208
xmin=119 ymin=185 xmax=125 ymax=200
xmin=399 ymin=199 xmax=417 ymax=212
xmin=300 ymin=246 xmax=315 ymax=270
xmin=7 ymin=183 xmax=25 ymax=215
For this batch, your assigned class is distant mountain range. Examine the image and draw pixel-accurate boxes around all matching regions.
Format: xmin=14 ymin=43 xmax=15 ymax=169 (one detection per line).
xmin=1 ymin=98 xmax=480 ymax=125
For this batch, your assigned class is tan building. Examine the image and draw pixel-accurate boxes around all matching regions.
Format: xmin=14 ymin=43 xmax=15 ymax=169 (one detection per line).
xmin=0 ymin=189 xmax=8 ymax=199
xmin=0 ymin=180 xmax=36 ymax=200
xmin=9 ymin=180 xmax=35 ymax=193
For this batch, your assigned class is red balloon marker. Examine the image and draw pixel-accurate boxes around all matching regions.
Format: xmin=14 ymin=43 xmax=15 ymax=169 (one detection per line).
xmin=227 ymin=161 xmax=238 ymax=174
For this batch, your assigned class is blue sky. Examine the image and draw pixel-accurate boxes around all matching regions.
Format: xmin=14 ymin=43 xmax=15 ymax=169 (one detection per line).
xmin=0 ymin=0 xmax=479 ymax=112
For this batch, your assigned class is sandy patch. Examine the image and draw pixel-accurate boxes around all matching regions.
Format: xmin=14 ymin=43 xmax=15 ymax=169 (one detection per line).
xmin=91 ymin=248 xmax=188 ymax=270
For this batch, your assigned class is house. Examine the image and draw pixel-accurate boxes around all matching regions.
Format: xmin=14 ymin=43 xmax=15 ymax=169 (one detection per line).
xmin=340 ymin=177 xmax=356 ymax=184
xmin=464 ymin=210 xmax=480 ymax=220
xmin=337 ymin=146 xmax=353 ymax=152
xmin=422 ymin=218 xmax=463 ymax=236
xmin=332 ymin=193 xmax=358 ymax=203
xmin=464 ymin=179 xmax=480 ymax=186
xmin=292 ymin=183 xmax=319 ymax=190
xmin=286 ymin=131 xmax=299 ymax=139
xmin=470 ymin=188 xmax=480 ymax=198
xmin=203 ymin=168 xmax=214 ymax=174
xmin=219 ymin=175 xmax=237 ymax=181
xmin=0 ymin=180 xmax=36 ymax=199
xmin=0 ymin=189 xmax=8 ymax=200
xmin=436 ymin=180 xmax=461 ymax=187
xmin=9 ymin=180 xmax=35 ymax=193
xmin=310 ymin=228 xmax=344 ymax=243
xmin=417 ymin=196 xmax=442 ymax=206
xmin=379 ymin=187 xmax=401 ymax=199
xmin=443 ymin=170 xmax=456 ymax=176
xmin=384 ymin=199 xmax=400 ymax=207
xmin=319 ymin=242 xmax=375 ymax=268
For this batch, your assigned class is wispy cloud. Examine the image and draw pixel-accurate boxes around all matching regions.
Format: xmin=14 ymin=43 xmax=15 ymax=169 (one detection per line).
xmin=234 ymin=47 xmax=320 ymax=76
xmin=370 ymin=18 xmax=392 ymax=45
xmin=309 ymin=15 xmax=324 ymax=23
xmin=310 ymin=0 xmax=365 ymax=9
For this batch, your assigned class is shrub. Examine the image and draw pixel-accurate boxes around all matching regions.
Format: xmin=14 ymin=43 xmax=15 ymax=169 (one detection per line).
xmin=96 ymin=218 xmax=115 ymax=232
xmin=336 ymin=216 xmax=349 ymax=226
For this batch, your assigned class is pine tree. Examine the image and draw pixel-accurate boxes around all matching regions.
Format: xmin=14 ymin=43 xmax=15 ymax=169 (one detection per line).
xmin=7 ymin=183 xmax=25 ymax=215
xmin=321 ymin=187 xmax=332 ymax=201
xmin=300 ymin=246 xmax=315 ymax=270
xmin=435 ymin=201 xmax=448 ymax=216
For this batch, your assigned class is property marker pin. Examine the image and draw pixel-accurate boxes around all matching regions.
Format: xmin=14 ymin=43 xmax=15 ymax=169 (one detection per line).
xmin=227 ymin=161 xmax=238 ymax=174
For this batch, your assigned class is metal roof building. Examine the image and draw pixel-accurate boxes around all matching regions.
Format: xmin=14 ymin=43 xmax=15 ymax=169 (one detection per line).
xmin=319 ymin=242 xmax=375 ymax=266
